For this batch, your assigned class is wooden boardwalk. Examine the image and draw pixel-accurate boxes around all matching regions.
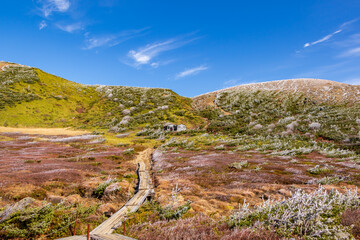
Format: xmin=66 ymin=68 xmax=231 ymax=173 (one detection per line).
xmin=57 ymin=149 xmax=154 ymax=240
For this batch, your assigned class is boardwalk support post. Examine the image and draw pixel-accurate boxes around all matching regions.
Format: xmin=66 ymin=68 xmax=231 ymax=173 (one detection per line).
xmin=73 ymin=212 xmax=79 ymax=236
xmin=123 ymin=218 xmax=126 ymax=235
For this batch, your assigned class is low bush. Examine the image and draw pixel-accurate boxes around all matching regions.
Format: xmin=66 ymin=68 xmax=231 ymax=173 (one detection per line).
xmin=229 ymin=186 xmax=359 ymax=239
xmin=317 ymin=175 xmax=347 ymax=185
xmin=341 ymin=209 xmax=360 ymax=239
xmin=229 ymin=161 xmax=249 ymax=170
xmin=0 ymin=202 xmax=98 ymax=239
xmin=307 ymin=165 xmax=332 ymax=175
xmin=123 ymin=148 xmax=135 ymax=156
xmin=126 ymin=213 xmax=283 ymax=240
xmin=92 ymin=178 xmax=117 ymax=199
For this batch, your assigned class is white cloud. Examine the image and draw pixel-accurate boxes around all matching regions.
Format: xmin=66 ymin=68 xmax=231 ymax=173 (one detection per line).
xmin=127 ymin=35 xmax=197 ymax=67
xmin=150 ymin=62 xmax=160 ymax=68
xmin=39 ymin=20 xmax=47 ymax=30
xmin=303 ymin=19 xmax=360 ymax=48
xmin=56 ymin=22 xmax=83 ymax=33
xmin=40 ymin=0 xmax=71 ymax=17
xmin=304 ymin=29 xmax=342 ymax=48
xmin=176 ymin=65 xmax=208 ymax=79
xmin=340 ymin=18 xmax=359 ymax=28
xmin=339 ymin=47 xmax=360 ymax=57
xmin=84 ymin=36 xmax=116 ymax=49
xmin=83 ymin=28 xmax=149 ymax=50
xmin=128 ymin=40 xmax=176 ymax=65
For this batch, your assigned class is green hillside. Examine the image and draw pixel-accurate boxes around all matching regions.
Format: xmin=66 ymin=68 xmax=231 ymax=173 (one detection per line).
xmin=0 ymin=64 xmax=202 ymax=131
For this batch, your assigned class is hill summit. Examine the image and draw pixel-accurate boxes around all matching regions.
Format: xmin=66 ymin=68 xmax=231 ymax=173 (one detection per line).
xmin=193 ymin=78 xmax=360 ymax=110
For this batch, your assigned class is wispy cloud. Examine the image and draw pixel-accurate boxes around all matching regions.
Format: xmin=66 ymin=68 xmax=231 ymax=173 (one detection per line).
xmin=39 ymin=0 xmax=71 ymax=17
xmin=56 ymin=22 xmax=83 ymax=33
xmin=128 ymin=40 xmax=174 ymax=65
xmin=304 ymin=29 xmax=342 ymax=48
xmin=39 ymin=20 xmax=47 ymax=30
xmin=127 ymin=35 xmax=198 ymax=68
xmin=340 ymin=18 xmax=359 ymax=28
xmin=335 ymin=33 xmax=360 ymax=47
xmin=175 ymin=65 xmax=208 ymax=79
xmin=336 ymin=33 xmax=360 ymax=58
xmin=340 ymin=47 xmax=360 ymax=57
xmin=304 ymin=19 xmax=359 ymax=48
xmin=83 ymin=28 xmax=149 ymax=50
xmin=84 ymin=36 xmax=116 ymax=50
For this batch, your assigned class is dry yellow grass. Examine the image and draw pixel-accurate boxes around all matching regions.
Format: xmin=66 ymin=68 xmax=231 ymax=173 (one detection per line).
xmin=0 ymin=61 xmax=21 ymax=71
xmin=0 ymin=62 xmax=7 ymax=71
xmin=0 ymin=127 xmax=90 ymax=136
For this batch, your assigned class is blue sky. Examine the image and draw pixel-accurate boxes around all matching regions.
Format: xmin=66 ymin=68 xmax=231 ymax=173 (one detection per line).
xmin=1 ymin=0 xmax=360 ymax=97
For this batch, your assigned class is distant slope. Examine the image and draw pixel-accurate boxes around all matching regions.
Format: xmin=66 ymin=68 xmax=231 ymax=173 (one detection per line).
xmin=0 ymin=62 xmax=201 ymax=130
xmin=193 ymin=79 xmax=360 ymax=109
xmin=193 ymin=79 xmax=360 ymax=142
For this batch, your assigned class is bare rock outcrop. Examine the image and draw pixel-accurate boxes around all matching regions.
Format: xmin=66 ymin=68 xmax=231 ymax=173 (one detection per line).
xmin=0 ymin=197 xmax=35 ymax=223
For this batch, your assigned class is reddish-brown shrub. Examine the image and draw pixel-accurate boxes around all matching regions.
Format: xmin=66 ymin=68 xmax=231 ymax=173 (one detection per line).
xmin=221 ymin=228 xmax=283 ymax=240
xmin=127 ymin=214 xmax=283 ymax=240
xmin=341 ymin=209 xmax=360 ymax=239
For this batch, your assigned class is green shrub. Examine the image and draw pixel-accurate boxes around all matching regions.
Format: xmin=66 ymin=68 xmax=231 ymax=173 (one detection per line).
xmin=229 ymin=161 xmax=249 ymax=169
xmin=123 ymin=148 xmax=135 ymax=155
xmin=0 ymin=202 xmax=99 ymax=239
xmin=307 ymin=165 xmax=332 ymax=175
xmin=92 ymin=179 xmax=117 ymax=199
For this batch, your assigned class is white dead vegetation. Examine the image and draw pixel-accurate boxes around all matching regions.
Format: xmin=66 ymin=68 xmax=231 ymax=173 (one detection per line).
xmin=119 ymin=116 xmax=131 ymax=125
xmin=193 ymin=78 xmax=360 ymax=106
xmin=309 ymin=122 xmax=321 ymax=130
xmin=48 ymin=135 xmax=102 ymax=143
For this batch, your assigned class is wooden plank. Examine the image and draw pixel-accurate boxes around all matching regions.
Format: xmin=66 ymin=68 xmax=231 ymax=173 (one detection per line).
xmin=91 ymin=151 xmax=152 ymax=235
xmin=91 ymin=234 xmax=136 ymax=240
xmin=113 ymin=233 xmax=137 ymax=240
xmin=58 ymin=149 xmax=153 ymax=240
xmin=57 ymin=235 xmax=87 ymax=240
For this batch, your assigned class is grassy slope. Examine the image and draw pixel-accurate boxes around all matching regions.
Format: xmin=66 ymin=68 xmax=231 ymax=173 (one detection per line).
xmin=0 ymin=66 xmax=100 ymax=127
xmin=193 ymin=81 xmax=360 ymax=143
xmin=0 ymin=65 xmax=202 ymax=130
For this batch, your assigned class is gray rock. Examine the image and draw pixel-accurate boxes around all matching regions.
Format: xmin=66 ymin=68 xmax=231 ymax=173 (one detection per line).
xmin=0 ymin=197 xmax=35 ymax=223
xmin=122 ymin=109 xmax=131 ymax=115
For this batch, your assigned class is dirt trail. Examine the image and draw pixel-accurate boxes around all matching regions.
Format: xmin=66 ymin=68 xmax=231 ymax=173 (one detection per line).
xmin=57 ymin=148 xmax=154 ymax=240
